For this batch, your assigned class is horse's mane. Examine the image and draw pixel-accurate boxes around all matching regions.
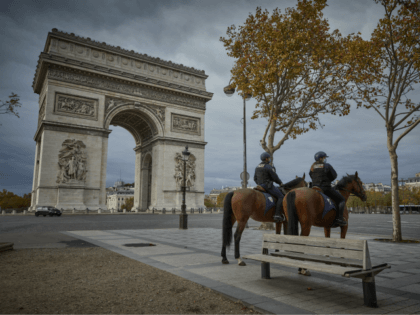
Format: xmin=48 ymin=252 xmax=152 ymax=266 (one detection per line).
xmin=283 ymin=177 xmax=303 ymax=189
xmin=334 ymin=175 xmax=356 ymax=190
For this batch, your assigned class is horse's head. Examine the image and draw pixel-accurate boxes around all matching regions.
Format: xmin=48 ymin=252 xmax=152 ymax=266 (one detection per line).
xmin=343 ymin=171 xmax=367 ymax=202
xmin=290 ymin=173 xmax=307 ymax=189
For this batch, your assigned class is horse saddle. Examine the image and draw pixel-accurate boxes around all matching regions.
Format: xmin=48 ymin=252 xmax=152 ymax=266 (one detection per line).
xmin=254 ymin=185 xmax=266 ymax=192
xmin=312 ymin=186 xmax=336 ymax=219
xmin=254 ymin=186 xmax=277 ymax=215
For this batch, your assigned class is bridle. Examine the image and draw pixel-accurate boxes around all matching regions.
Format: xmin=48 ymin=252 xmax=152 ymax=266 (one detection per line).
xmin=336 ymin=176 xmax=366 ymax=200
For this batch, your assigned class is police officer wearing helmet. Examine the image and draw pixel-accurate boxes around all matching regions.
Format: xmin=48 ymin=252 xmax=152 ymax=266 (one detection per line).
xmin=309 ymin=151 xmax=347 ymax=227
xmin=254 ymin=152 xmax=285 ymax=222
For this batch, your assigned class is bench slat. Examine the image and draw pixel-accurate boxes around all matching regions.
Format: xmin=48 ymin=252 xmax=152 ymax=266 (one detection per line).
xmin=243 ymin=254 xmax=355 ymax=276
xmin=270 ymin=251 xmax=363 ymax=268
xmin=264 ymin=242 xmax=364 ymax=260
xmin=263 ymin=234 xmax=364 ymax=250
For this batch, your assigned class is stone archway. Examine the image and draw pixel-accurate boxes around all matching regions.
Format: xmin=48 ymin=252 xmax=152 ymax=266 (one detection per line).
xmin=30 ymin=29 xmax=213 ymax=212
xmin=104 ymin=101 xmax=164 ymax=211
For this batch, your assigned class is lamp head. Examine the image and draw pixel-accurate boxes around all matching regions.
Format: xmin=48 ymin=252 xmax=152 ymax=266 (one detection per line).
xmin=223 ymin=84 xmax=235 ymax=97
xmin=182 ymin=145 xmax=190 ymax=160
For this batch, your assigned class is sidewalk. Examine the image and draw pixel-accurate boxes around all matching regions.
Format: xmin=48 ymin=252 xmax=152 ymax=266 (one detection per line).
xmin=62 ymin=227 xmax=420 ymax=314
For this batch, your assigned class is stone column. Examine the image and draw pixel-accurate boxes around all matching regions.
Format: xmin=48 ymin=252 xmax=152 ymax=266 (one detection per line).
xmin=151 ymin=144 xmax=165 ymax=211
xmin=30 ymin=141 xmax=41 ymax=210
xmin=134 ymin=148 xmax=142 ymax=211
xmin=98 ymin=136 xmax=109 ymax=210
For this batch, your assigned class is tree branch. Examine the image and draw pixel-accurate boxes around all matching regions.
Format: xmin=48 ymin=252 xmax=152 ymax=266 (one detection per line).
xmin=393 ymin=117 xmax=420 ymax=149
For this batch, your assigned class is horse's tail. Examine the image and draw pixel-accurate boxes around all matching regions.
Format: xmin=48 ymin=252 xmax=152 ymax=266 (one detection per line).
xmin=286 ymin=191 xmax=299 ymax=235
xmin=222 ymin=191 xmax=235 ymax=249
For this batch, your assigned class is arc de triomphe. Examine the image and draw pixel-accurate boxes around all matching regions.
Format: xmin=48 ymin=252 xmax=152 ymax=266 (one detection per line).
xmin=30 ymin=29 xmax=213 ymax=212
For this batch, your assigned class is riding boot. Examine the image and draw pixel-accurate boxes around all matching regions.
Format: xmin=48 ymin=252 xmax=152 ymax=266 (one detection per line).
xmin=273 ymin=198 xmax=285 ymax=222
xmin=334 ymin=201 xmax=347 ymax=227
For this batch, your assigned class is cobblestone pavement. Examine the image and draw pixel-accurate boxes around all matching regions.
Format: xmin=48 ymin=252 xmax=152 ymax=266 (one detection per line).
xmin=63 ymin=228 xmax=420 ymax=314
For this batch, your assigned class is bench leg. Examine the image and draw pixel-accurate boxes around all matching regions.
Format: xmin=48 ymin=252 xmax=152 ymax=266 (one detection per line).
xmin=362 ymin=276 xmax=378 ymax=308
xmin=261 ymin=262 xmax=270 ymax=279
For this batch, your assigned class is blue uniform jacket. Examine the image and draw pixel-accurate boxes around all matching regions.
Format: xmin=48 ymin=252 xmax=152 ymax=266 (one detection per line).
xmin=254 ymin=162 xmax=283 ymax=189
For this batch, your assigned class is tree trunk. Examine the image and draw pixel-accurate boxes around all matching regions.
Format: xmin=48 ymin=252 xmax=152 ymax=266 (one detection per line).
xmin=389 ymin=148 xmax=402 ymax=241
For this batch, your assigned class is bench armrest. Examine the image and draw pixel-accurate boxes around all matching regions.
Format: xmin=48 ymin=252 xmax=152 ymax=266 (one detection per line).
xmin=344 ymin=263 xmax=391 ymax=279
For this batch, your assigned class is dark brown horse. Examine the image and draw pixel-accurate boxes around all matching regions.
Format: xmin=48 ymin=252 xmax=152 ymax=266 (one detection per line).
xmin=221 ymin=174 xmax=307 ymax=266
xmin=283 ymin=172 xmax=367 ymax=239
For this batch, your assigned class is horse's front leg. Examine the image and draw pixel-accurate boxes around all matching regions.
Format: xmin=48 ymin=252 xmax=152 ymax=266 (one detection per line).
xmin=234 ymin=220 xmax=248 ymax=266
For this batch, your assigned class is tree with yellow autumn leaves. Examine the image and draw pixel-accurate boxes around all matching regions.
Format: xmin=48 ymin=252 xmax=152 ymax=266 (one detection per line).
xmin=220 ymin=0 xmax=358 ymax=161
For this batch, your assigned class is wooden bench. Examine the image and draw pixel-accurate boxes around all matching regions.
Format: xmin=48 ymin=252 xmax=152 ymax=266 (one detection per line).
xmin=243 ymin=234 xmax=390 ymax=308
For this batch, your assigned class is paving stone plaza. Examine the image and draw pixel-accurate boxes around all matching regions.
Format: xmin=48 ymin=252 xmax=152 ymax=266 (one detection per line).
xmin=64 ymin=225 xmax=420 ymax=314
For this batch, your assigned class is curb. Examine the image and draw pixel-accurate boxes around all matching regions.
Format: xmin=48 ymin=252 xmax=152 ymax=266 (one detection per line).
xmin=0 ymin=242 xmax=14 ymax=252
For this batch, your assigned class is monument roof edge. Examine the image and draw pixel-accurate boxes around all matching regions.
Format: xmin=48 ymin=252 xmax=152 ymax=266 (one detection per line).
xmin=46 ymin=29 xmax=209 ymax=77
xmin=33 ymin=54 xmax=214 ymax=100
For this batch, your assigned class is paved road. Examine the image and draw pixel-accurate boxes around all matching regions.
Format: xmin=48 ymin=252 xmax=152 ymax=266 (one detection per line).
xmin=0 ymin=213 xmax=419 ymax=248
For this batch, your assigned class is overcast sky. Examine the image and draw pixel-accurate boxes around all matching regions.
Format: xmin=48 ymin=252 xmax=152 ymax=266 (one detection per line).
xmin=0 ymin=0 xmax=419 ymax=197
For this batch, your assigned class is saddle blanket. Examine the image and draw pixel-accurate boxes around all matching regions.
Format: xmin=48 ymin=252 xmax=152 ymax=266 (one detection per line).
xmin=319 ymin=192 xmax=336 ymax=219
xmin=262 ymin=192 xmax=277 ymax=216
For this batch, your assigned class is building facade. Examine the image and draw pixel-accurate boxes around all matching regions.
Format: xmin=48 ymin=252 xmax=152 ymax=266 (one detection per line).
xmin=106 ymin=181 xmax=134 ymax=210
xmin=208 ymin=186 xmax=255 ymax=204
xmin=401 ymin=172 xmax=420 ymax=190
xmin=362 ymin=182 xmax=391 ymax=193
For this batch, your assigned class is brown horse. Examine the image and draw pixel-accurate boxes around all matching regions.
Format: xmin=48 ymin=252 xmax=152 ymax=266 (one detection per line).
xmin=283 ymin=172 xmax=367 ymax=239
xmin=221 ymin=174 xmax=307 ymax=266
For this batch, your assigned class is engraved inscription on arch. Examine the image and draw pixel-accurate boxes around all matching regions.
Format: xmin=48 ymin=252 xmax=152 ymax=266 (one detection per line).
xmin=171 ymin=113 xmax=200 ymax=136
xmin=54 ymin=93 xmax=98 ymax=121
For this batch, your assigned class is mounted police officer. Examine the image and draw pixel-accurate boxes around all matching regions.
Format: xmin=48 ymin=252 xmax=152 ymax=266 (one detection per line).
xmin=309 ymin=151 xmax=347 ymax=227
xmin=254 ymin=152 xmax=285 ymax=222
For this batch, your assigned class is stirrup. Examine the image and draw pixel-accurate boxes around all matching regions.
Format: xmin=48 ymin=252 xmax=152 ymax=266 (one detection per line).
xmin=334 ymin=218 xmax=347 ymax=227
xmin=274 ymin=214 xmax=285 ymax=222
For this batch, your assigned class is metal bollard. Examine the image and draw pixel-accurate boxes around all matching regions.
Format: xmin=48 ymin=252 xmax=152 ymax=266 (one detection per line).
xmin=12 ymin=210 xmax=16 ymax=215
xmin=162 ymin=208 xmax=166 ymax=214
xmin=172 ymin=208 xmax=175 ymax=214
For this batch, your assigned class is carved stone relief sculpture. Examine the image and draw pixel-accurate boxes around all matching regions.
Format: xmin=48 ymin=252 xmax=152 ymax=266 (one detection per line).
xmin=56 ymin=139 xmax=88 ymax=184
xmin=144 ymin=105 xmax=165 ymax=123
xmin=54 ymin=93 xmax=98 ymax=120
xmin=171 ymin=113 xmax=200 ymax=135
xmin=105 ymin=96 xmax=126 ymax=113
xmin=174 ymin=153 xmax=196 ymax=189
xmin=48 ymin=68 xmax=206 ymax=110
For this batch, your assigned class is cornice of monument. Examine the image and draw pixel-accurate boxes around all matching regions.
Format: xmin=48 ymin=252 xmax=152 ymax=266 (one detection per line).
xmin=32 ymin=53 xmax=213 ymax=102
xmin=34 ymin=120 xmax=112 ymax=142
xmin=45 ymin=29 xmax=208 ymax=77
xmin=134 ymin=137 xmax=207 ymax=152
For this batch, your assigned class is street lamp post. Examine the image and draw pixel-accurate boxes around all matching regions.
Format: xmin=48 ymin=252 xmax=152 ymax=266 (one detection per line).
xmin=179 ymin=145 xmax=190 ymax=229
xmin=224 ymin=83 xmax=251 ymax=189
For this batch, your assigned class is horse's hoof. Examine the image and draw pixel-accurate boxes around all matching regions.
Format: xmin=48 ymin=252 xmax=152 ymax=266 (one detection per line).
xmin=238 ymin=261 xmax=246 ymax=266
xmin=222 ymin=259 xmax=229 ymax=264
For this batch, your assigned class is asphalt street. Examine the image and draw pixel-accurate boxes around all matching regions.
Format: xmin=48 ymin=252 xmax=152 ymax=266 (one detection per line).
xmin=0 ymin=213 xmax=419 ymax=249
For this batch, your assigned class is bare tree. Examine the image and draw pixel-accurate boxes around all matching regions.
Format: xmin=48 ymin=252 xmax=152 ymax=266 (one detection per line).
xmin=0 ymin=93 xmax=21 ymax=126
